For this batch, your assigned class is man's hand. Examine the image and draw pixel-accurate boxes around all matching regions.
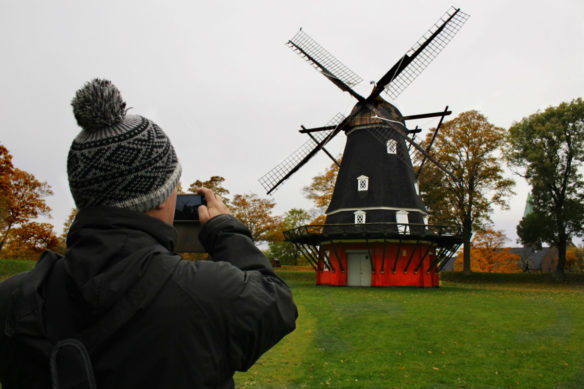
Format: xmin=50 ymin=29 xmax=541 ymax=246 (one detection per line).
xmin=196 ymin=187 xmax=232 ymax=225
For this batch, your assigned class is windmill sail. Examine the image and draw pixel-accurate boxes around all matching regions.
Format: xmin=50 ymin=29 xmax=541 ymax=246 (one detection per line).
xmin=381 ymin=7 xmax=470 ymax=100
xmin=287 ymin=29 xmax=364 ymax=101
xmin=259 ymin=113 xmax=345 ymax=194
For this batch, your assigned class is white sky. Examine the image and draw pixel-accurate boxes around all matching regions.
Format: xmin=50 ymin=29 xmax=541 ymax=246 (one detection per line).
xmin=1 ymin=0 xmax=583 ymax=245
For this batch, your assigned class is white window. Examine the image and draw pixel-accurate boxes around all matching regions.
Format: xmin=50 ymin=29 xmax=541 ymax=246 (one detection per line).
xmin=386 ymin=139 xmax=397 ymax=154
xmin=396 ymin=210 xmax=409 ymax=234
xmin=354 ymin=210 xmax=366 ymax=224
xmin=357 ymin=175 xmax=369 ymax=191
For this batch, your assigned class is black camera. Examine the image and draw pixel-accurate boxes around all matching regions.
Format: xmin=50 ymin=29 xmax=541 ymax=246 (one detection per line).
xmin=173 ymin=194 xmax=207 ymax=253
xmin=174 ymin=194 xmax=206 ymax=221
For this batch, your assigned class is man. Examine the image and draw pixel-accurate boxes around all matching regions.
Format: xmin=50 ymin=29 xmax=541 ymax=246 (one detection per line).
xmin=0 ymin=79 xmax=297 ymax=388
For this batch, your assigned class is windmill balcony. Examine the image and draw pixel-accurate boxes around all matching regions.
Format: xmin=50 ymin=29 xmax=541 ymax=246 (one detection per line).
xmin=283 ymin=222 xmax=462 ymax=244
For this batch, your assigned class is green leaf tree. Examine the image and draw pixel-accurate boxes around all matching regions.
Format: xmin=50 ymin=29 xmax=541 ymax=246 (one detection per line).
xmin=506 ymin=98 xmax=584 ymax=276
xmin=417 ymin=111 xmax=515 ymax=274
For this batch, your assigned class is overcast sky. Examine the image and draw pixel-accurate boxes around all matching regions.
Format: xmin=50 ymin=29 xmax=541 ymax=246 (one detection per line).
xmin=1 ymin=0 xmax=583 ymax=244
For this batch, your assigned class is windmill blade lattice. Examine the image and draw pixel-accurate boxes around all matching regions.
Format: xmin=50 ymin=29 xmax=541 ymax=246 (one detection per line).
xmin=287 ymin=29 xmax=363 ymax=89
xmin=383 ymin=7 xmax=470 ymax=100
xmin=259 ymin=113 xmax=345 ymax=194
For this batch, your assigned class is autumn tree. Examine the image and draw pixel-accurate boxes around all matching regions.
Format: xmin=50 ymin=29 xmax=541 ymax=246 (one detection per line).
xmin=454 ymin=228 xmax=521 ymax=272
xmin=267 ymin=208 xmax=312 ymax=265
xmin=0 ymin=166 xmax=54 ymax=254
xmin=566 ymin=246 xmax=584 ymax=272
xmin=417 ymin=111 xmax=515 ymax=274
xmin=0 ymin=145 xmax=14 ymax=223
xmin=188 ymin=176 xmax=230 ymax=205
xmin=54 ymin=208 xmax=78 ymax=254
xmin=2 ymin=222 xmax=59 ymax=259
xmin=230 ymin=193 xmax=281 ymax=243
xmin=506 ymin=98 xmax=584 ymax=276
xmin=303 ymin=158 xmax=340 ymax=223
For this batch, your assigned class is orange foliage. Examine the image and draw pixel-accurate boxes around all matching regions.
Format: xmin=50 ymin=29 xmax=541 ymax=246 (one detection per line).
xmin=3 ymin=222 xmax=58 ymax=259
xmin=0 ymin=151 xmax=54 ymax=256
xmin=303 ymin=159 xmax=340 ymax=213
xmin=454 ymin=229 xmax=521 ymax=272
xmin=230 ymin=193 xmax=282 ymax=243
xmin=188 ymin=176 xmax=230 ymax=205
xmin=0 ymin=145 xmax=15 ymax=226
xmin=566 ymin=247 xmax=584 ymax=272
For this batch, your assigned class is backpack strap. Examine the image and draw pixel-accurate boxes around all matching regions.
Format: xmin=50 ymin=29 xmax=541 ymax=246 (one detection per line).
xmin=50 ymin=338 xmax=97 ymax=389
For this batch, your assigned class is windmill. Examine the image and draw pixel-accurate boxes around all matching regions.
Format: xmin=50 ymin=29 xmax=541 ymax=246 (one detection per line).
xmin=259 ymin=7 xmax=469 ymax=287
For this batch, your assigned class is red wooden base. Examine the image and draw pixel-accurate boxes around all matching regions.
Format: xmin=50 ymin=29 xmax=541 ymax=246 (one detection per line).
xmin=316 ymin=242 xmax=439 ymax=287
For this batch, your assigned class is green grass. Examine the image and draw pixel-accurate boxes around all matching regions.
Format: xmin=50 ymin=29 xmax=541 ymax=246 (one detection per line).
xmin=0 ymin=258 xmax=35 ymax=280
xmin=2 ymin=261 xmax=583 ymax=388
xmin=235 ymin=270 xmax=584 ymax=388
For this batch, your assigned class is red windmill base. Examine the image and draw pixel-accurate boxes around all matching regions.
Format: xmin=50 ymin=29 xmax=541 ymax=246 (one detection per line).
xmin=284 ymin=223 xmax=462 ymax=287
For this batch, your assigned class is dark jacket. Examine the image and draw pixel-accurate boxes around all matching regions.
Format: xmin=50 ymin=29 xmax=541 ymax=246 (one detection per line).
xmin=0 ymin=207 xmax=297 ymax=388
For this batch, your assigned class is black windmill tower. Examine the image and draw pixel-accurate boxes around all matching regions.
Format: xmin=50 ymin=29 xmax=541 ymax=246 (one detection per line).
xmin=259 ymin=7 xmax=469 ymax=287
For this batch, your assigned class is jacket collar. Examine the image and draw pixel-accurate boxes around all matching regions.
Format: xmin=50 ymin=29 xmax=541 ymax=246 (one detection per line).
xmin=69 ymin=206 xmax=177 ymax=251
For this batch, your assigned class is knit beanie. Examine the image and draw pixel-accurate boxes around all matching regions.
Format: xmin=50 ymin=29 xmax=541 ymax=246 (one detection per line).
xmin=67 ymin=79 xmax=182 ymax=212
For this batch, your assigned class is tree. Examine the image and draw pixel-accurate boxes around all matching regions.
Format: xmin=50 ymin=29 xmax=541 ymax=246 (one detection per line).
xmin=188 ymin=176 xmax=230 ymax=205
xmin=3 ymin=222 xmax=59 ymax=258
xmin=55 ymin=208 xmax=78 ymax=254
xmin=418 ymin=111 xmax=515 ymax=274
xmin=0 ymin=168 xmax=53 ymax=254
xmin=230 ymin=193 xmax=281 ymax=243
xmin=454 ymin=228 xmax=521 ymax=272
xmin=303 ymin=158 xmax=340 ymax=222
xmin=506 ymin=98 xmax=584 ymax=276
xmin=566 ymin=246 xmax=584 ymax=272
xmin=267 ymin=208 xmax=312 ymax=265
xmin=0 ymin=144 xmax=15 ymax=223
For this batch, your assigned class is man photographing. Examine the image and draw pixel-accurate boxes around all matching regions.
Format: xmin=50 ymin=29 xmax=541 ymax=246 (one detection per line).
xmin=0 ymin=79 xmax=297 ymax=388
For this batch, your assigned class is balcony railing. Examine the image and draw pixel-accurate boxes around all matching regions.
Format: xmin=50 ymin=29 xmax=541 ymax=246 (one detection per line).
xmin=284 ymin=222 xmax=462 ymax=243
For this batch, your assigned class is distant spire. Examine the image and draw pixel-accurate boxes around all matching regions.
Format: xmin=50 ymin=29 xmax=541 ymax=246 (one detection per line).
xmin=523 ymin=192 xmax=534 ymax=218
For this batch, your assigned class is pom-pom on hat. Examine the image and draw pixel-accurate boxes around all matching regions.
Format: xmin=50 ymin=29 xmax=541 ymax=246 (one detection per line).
xmin=68 ymin=79 xmax=181 ymax=212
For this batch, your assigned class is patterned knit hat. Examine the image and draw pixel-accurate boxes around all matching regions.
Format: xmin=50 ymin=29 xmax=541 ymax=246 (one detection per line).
xmin=68 ymin=79 xmax=181 ymax=212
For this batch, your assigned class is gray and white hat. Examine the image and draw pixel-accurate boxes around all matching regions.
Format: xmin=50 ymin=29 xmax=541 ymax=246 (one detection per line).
xmin=68 ymin=79 xmax=181 ymax=212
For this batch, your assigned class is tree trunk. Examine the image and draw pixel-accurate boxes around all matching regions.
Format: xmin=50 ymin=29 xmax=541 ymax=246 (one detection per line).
xmin=555 ymin=233 xmax=567 ymax=277
xmin=0 ymin=223 xmax=13 ymax=254
xmin=462 ymin=217 xmax=472 ymax=275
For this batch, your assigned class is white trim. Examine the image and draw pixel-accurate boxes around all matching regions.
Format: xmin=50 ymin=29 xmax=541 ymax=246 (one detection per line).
xmin=327 ymin=206 xmax=428 ymax=216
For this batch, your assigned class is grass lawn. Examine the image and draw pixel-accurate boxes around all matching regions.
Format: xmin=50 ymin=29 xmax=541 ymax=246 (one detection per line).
xmin=1 ymin=260 xmax=583 ymax=388
xmin=235 ymin=270 xmax=584 ymax=388
xmin=0 ymin=258 xmax=35 ymax=281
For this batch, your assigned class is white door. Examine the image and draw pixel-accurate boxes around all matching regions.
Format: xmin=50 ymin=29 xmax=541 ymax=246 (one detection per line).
xmin=347 ymin=252 xmax=371 ymax=286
